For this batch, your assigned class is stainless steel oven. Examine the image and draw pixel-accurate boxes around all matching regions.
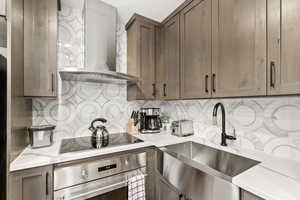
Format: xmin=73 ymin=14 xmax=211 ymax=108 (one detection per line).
xmin=54 ymin=152 xmax=146 ymax=200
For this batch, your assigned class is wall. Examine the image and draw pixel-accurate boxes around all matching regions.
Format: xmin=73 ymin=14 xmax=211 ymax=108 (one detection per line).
xmin=33 ymin=0 xmax=300 ymax=163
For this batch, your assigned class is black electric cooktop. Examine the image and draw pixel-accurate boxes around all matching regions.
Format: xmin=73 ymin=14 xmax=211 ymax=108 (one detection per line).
xmin=59 ymin=133 xmax=143 ymax=154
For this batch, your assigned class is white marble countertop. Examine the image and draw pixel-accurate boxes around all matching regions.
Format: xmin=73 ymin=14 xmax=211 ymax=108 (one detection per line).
xmin=10 ymin=138 xmax=154 ymax=172
xmin=10 ymin=132 xmax=300 ymax=200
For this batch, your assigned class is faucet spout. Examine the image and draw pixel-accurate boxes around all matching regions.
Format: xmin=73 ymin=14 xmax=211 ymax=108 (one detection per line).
xmin=212 ymin=103 xmax=236 ymax=146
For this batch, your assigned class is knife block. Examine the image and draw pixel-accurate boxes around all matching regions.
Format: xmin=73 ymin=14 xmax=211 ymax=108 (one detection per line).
xmin=127 ymin=119 xmax=139 ymax=135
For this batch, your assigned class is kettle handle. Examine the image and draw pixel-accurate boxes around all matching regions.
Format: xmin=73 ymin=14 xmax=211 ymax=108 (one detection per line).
xmin=90 ymin=118 xmax=107 ymax=129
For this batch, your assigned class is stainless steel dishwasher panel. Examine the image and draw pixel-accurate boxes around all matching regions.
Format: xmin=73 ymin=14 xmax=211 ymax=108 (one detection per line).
xmin=157 ymin=150 xmax=239 ymax=200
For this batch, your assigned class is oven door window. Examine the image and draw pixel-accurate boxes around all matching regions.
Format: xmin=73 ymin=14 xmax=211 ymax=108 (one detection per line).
xmin=87 ymin=187 xmax=127 ymax=200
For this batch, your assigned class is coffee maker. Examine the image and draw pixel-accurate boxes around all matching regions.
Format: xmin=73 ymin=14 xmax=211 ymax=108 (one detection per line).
xmin=140 ymin=108 xmax=162 ymax=133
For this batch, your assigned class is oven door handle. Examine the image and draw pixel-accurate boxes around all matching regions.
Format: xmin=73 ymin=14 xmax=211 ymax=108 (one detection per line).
xmin=68 ymin=181 xmax=127 ymax=200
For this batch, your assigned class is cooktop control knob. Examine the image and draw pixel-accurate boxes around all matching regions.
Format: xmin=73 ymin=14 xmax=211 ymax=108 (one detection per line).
xmin=125 ymin=159 xmax=129 ymax=166
xmin=81 ymin=168 xmax=88 ymax=179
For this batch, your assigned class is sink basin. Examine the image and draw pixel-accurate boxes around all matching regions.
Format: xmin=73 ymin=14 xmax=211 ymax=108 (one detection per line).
xmin=160 ymin=141 xmax=260 ymax=181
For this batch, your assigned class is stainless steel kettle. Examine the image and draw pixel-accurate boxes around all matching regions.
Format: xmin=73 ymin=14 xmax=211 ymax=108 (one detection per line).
xmin=89 ymin=118 xmax=109 ymax=148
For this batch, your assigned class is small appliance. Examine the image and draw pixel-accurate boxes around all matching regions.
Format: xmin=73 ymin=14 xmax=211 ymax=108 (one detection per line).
xmin=140 ymin=108 xmax=162 ymax=134
xmin=171 ymin=120 xmax=194 ymax=137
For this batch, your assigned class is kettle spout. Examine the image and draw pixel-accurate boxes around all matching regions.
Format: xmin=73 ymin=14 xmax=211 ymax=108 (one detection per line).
xmin=89 ymin=126 xmax=96 ymax=132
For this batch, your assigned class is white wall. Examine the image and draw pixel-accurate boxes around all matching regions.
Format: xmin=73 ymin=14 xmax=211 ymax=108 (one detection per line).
xmin=101 ymin=0 xmax=185 ymax=23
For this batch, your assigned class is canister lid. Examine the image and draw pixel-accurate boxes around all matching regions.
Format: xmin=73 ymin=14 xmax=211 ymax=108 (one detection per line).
xmin=28 ymin=125 xmax=56 ymax=131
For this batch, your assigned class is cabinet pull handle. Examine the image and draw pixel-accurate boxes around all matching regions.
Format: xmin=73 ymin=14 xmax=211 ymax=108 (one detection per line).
xmin=46 ymin=172 xmax=49 ymax=195
xmin=179 ymin=194 xmax=184 ymax=200
xmin=205 ymin=75 xmax=209 ymax=93
xmin=270 ymin=61 xmax=276 ymax=88
xmin=58 ymin=0 xmax=62 ymax=11
xmin=163 ymin=83 xmax=167 ymax=97
xmin=212 ymin=73 xmax=216 ymax=92
xmin=51 ymin=73 xmax=55 ymax=93
xmin=152 ymin=83 xmax=156 ymax=97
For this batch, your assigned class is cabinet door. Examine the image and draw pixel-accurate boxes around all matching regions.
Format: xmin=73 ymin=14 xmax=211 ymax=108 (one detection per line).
xmin=163 ymin=15 xmax=180 ymax=100
xmin=10 ymin=166 xmax=53 ymax=200
xmin=139 ymin=21 xmax=156 ymax=100
xmin=156 ymin=175 xmax=181 ymax=200
xmin=268 ymin=0 xmax=300 ymax=95
xmin=24 ymin=0 xmax=57 ymax=97
xmin=212 ymin=0 xmax=267 ymax=97
xmin=139 ymin=23 xmax=155 ymax=100
xmin=180 ymin=0 xmax=212 ymax=99
xmin=127 ymin=16 xmax=157 ymax=101
xmin=127 ymin=21 xmax=140 ymax=101
xmin=155 ymin=26 xmax=165 ymax=100
xmin=241 ymin=190 xmax=264 ymax=200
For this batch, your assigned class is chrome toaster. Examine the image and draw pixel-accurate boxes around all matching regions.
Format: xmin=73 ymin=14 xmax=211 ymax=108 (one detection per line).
xmin=171 ymin=120 xmax=194 ymax=137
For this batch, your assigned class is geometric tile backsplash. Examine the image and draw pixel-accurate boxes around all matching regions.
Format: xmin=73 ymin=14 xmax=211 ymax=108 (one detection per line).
xmin=33 ymin=0 xmax=300 ymax=162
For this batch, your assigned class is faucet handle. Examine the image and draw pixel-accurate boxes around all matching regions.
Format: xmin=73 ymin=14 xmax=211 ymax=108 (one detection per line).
xmin=226 ymin=128 xmax=237 ymax=140
xmin=232 ymin=128 xmax=236 ymax=138
xmin=212 ymin=116 xmax=218 ymax=126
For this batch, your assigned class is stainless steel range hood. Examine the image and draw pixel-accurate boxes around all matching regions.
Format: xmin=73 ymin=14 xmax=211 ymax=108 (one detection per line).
xmin=59 ymin=0 xmax=138 ymax=84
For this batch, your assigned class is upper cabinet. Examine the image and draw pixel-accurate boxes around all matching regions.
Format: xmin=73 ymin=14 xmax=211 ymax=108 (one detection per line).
xmin=126 ymin=0 xmax=300 ymax=100
xmin=162 ymin=14 xmax=181 ymax=100
xmin=126 ymin=14 xmax=159 ymax=100
xmin=180 ymin=0 xmax=212 ymax=99
xmin=212 ymin=0 xmax=267 ymax=98
xmin=24 ymin=0 xmax=57 ymax=97
xmin=268 ymin=0 xmax=300 ymax=95
xmin=0 ymin=0 xmax=6 ymax=17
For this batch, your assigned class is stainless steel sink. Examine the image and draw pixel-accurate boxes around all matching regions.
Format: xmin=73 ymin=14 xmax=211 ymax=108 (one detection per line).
xmin=157 ymin=142 xmax=260 ymax=200
xmin=161 ymin=141 xmax=259 ymax=181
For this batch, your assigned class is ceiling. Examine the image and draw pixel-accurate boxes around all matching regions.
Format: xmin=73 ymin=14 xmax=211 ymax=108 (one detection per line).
xmin=62 ymin=0 xmax=185 ymax=23
xmin=101 ymin=0 xmax=185 ymax=22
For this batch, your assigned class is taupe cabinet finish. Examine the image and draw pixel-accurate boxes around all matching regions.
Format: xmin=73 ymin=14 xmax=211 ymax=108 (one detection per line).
xmin=126 ymin=15 xmax=158 ymax=100
xmin=268 ymin=0 xmax=300 ymax=95
xmin=24 ymin=0 xmax=57 ymax=97
xmin=155 ymin=26 xmax=165 ymax=100
xmin=162 ymin=15 xmax=181 ymax=100
xmin=212 ymin=0 xmax=267 ymax=97
xmin=127 ymin=0 xmax=300 ymax=100
xmin=180 ymin=0 xmax=212 ymax=99
xmin=241 ymin=190 xmax=264 ymax=200
xmin=10 ymin=166 xmax=53 ymax=200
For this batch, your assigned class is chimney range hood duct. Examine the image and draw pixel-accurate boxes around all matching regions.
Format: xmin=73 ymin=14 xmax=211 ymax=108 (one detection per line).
xmin=59 ymin=0 xmax=138 ymax=84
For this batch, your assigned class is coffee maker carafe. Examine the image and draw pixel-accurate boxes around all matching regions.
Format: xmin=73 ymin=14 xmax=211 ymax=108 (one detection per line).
xmin=140 ymin=108 xmax=162 ymax=133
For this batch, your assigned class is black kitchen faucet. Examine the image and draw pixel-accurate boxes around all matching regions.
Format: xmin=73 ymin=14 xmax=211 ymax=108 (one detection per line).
xmin=212 ymin=103 xmax=236 ymax=146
